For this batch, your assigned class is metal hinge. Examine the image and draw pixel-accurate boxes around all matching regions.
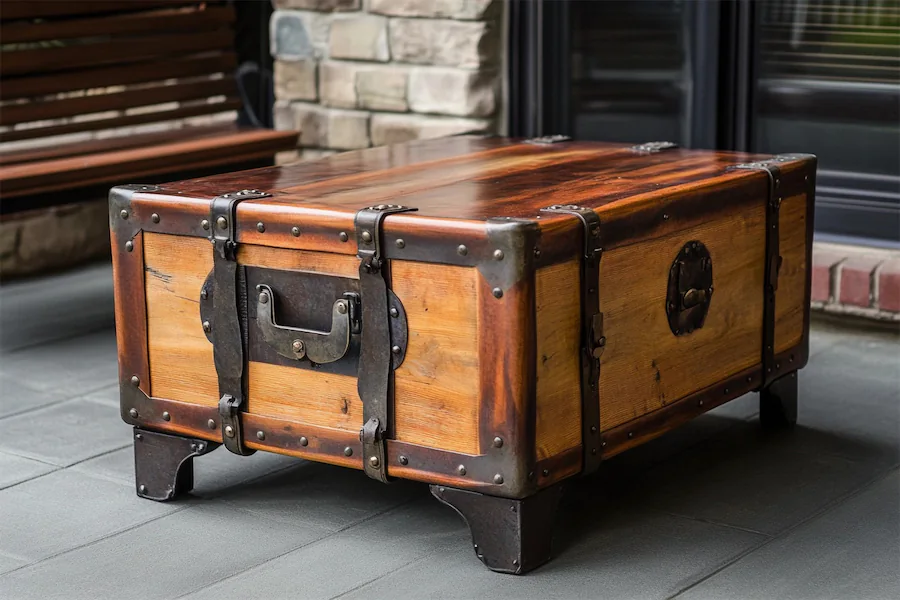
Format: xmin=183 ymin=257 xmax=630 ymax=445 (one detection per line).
xmin=208 ymin=189 xmax=270 ymax=455
xmin=540 ymin=204 xmax=603 ymax=474
xmin=629 ymin=141 xmax=678 ymax=154
xmin=525 ymin=134 xmax=572 ymax=145
xmin=355 ymin=204 xmax=417 ymax=482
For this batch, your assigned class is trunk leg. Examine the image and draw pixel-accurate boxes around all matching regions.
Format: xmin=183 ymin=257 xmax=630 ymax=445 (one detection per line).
xmin=133 ymin=428 xmax=219 ymax=502
xmin=760 ymin=371 xmax=798 ymax=429
xmin=431 ymin=484 xmax=563 ymax=575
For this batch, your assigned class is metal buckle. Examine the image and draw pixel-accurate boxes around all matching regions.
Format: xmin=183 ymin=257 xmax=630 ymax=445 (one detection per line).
xmin=539 ymin=204 xmax=603 ymax=474
xmin=355 ymin=204 xmax=417 ymax=482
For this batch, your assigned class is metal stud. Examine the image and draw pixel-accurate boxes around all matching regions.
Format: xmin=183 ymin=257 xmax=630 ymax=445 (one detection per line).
xmin=135 ymin=433 xmax=143 ymax=441
xmin=131 ymin=375 xmax=140 ymax=386
xmin=129 ymin=408 xmax=139 ymax=418
xmin=590 ymin=425 xmax=597 ymax=433
xmin=699 ymin=399 xmax=705 ymax=406
xmin=257 ymin=222 xmax=266 ymax=233
xmin=337 ymin=301 xmax=347 ymax=314
xmin=200 ymin=288 xmax=208 ymax=300
xmin=216 ymin=216 xmax=228 ymax=230
xmin=162 ymin=411 xmax=171 ymax=421
xmin=139 ymin=484 xmax=146 ymax=493
xmin=207 ymin=419 xmax=216 ymax=429
xmin=125 ymin=241 xmax=134 ymax=252
xmin=369 ymin=456 xmax=380 ymax=468
xmin=493 ymin=474 xmax=504 ymax=485
xmin=339 ymin=231 xmax=349 ymax=242
xmin=534 ymin=248 xmax=541 ymax=259
xmin=457 ymin=465 xmax=467 ymax=476
xmin=299 ymin=436 xmax=308 ymax=446
xmin=201 ymin=219 xmax=210 ymax=230
xmin=542 ymin=469 xmax=549 ymax=477
xmin=202 ymin=321 xmax=211 ymax=333
xmin=389 ymin=307 xmax=399 ymax=318
xmin=291 ymin=226 xmax=301 ymax=237
xmin=627 ymin=431 xmax=634 ymax=438
xmin=256 ymin=430 xmax=266 ymax=441
xmin=457 ymin=244 xmax=468 ymax=256
xmin=224 ymin=425 xmax=235 ymax=438
xmin=724 ymin=388 xmax=730 ymax=394
xmin=344 ymin=447 xmax=353 ymax=457
xmin=391 ymin=345 xmax=401 ymax=355
xmin=292 ymin=339 xmax=304 ymax=354
xmin=492 ymin=287 xmax=503 ymax=299
xmin=361 ymin=231 xmax=372 ymax=243
xmin=197 ymin=443 xmax=205 ymax=452
xmin=493 ymin=249 xmax=504 ymax=260
xmin=151 ymin=213 xmax=160 ymax=224
xmin=399 ymin=455 xmax=409 ymax=465
xmin=492 ymin=436 xmax=503 ymax=448
xmin=120 ymin=209 xmax=129 ymax=219
xmin=663 ymin=213 xmax=670 ymax=221
xmin=396 ymin=238 xmax=405 ymax=249
xmin=259 ymin=292 xmax=269 ymax=304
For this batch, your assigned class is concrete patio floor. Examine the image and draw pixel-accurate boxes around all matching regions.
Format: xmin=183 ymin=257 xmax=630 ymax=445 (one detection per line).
xmin=0 ymin=261 xmax=897 ymax=600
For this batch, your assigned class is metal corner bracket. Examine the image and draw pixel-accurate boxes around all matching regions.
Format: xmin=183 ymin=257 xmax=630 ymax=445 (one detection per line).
xmin=355 ymin=204 xmax=418 ymax=483
xmin=539 ymin=204 xmax=603 ymax=474
xmin=629 ymin=141 xmax=678 ymax=154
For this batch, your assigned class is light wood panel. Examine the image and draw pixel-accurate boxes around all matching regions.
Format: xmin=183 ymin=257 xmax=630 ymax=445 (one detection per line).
xmin=599 ymin=203 xmax=767 ymax=430
xmin=535 ymin=260 xmax=582 ymax=461
xmin=392 ymin=262 xmax=481 ymax=455
xmin=237 ymin=244 xmax=359 ymax=279
xmin=144 ymin=232 xmax=217 ymax=405
xmin=775 ymin=193 xmax=808 ymax=353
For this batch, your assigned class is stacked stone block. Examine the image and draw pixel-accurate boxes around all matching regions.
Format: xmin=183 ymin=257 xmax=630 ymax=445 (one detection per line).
xmin=270 ymin=0 xmax=502 ymax=160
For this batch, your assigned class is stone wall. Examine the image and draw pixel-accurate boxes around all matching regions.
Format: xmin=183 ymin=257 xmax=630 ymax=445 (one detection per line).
xmin=270 ymin=0 xmax=503 ymax=160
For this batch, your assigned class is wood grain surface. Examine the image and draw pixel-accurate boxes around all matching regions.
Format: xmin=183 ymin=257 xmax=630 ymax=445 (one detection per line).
xmin=775 ymin=193 xmax=808 ymax=353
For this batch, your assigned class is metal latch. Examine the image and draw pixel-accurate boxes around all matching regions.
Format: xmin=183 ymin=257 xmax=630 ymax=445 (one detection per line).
xmin=666 ymin=241 xmax=714 ymax=337
xmin=355 ymin=204 xmax=417 ymax=483
xmin=525 ymin=134 xmax=572 ymax=145
xmin=208 ymin=189 xmax=270 ymax=456
xmin=539 ymin=204 xmax=603 ymax=474
xmin=629 ymin=141 xmax=678 ymax=154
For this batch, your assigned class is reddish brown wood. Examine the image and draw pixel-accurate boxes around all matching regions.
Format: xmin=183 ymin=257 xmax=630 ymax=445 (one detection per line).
xmin=0 ymin=0 xmax=196 ymax=21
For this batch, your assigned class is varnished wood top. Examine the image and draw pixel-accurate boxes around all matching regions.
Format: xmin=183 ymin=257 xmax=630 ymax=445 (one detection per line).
xmin=147 ymin=135 xmax=808 ymax=222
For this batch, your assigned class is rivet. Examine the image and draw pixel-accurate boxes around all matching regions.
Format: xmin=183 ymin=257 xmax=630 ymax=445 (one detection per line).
xmin=224 ymin=425 xmax=235 ymax=438
xmin=151 ymin=213 xmax=160 ymax=224
xmin=361 ymin=231 xmax=372 ymax=243
xmin=534 ymin=248 xmax=542 ymax=259
xmin=399 ymin=455 xmax=409 ymax=465
xmin=257 ymin=430 xmax=266 ymax=441
xmin=512 ymin=559 xmax=519 ymax=567
xmin=131 ymin=375 xmax=140 ymax=386
xmin=344 ymin=447 xmax=353 ymax=457
xmin=200 ymin=288 xmax=208 ymax=300
xmin=135 ymin=433 xmax=143 ymax=441
xmin=493 ymin=249 xmax=504 ymax=260
xmin=216 ymin=216 xmax=228 ymax=230
xmin=791 ymin=372 xmax=796 ymax=379
xmin=138 ymin=484 xmax=146 ymax=493
xmin=299 ymin=436 xmax=308 ymax=446
xmin=457 ymin=245 xmax=468 ymax=256
xmin=457 ymin=465 xmax=467 ymax=476
xmin=337 ymin=301 xmax=347 ymax=314
xmin=767 ymin=368 xmax=772 ymax=373
xmin=663 ymin=213 xmax=670 ymax=221
xmin=775 ymin=362 xmax=780 ymax=369
xmin=201 ymin=219 xmax=210 ymax=230
xmin=291 ymin=226 xmax=301 ymax=237
xmin=125 ymin=241 xmax=134 ymax=252
xmin=601 ymin=441 xmax=607 ymax=447
xmin=389 ymin=307 xmax=399 ymax=318
xmin=391 ymin=345 xmax=401 ymax=355
xmin=725 ymin=387 xmax=730 ymax=394
xmin=259 ymin=292 xmax=269 ymax=304
xmin=120 ymin=209 xmax=129 ymax=219
xmin=197 ymin=443 xmax=205 ymax=452
xmin=699 ymin=399 xmax=705 ymax=406
xmin=493 ymin=474 xmax=504 ymax=485
xmin=339 ymin=232 xmax=349 ymax=242
xmin=202 ymin=321 xmax=211 ymax=333
xmin=492 ymin=287 xmax=503 ymax=299
xmin=207 ymin=419 xmax=216 ymax=429
xmin=162 ymin=411 xmax=171 ymax=421
xmin=747 ymin=376 xmax=753 ymax=383
xmin=369 ymin=456 xmax=380 ymax=467
xmin=591 ymin=448 xmax=597 ymax=455
xmin=542 ymin=469 xmax=549 ymax=477
xmin=257 ymin=222 xmax=265 ymax=233
xmin=396 ymin=238 xmax=405 ymax=249
xmin=129 ymin=408 xmax=139 ymax=418
xmin=492 ymin=436 xmax=503 ymax=448
xmin=590 ymin=425 xmax=597 ymax=433
xmin=627 ymin=431 xmax=634 ymax=439
xmin=191 ymin=443 xmax=198 ymax=451
xmin=790 ymin=354 xmax=795 ymax=363
xmin=292 ymin=339 xmax=304 ymax=354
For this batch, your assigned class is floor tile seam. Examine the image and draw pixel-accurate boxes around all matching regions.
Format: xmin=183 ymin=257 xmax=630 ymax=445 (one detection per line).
xmin=0 ymin=447 xmax=61 ymax=467
xmin=0 ymin=397 xmax=71 ymax=421
xmin=0 ymin=441 xmax=132 ymax=475
xmin=0 ymin=383 xmax=119 ymax=422
xmin=194 ymin=462 xmax=313 ymax=502
xmin=172 ymin=498 xmax=419 ymax=600
xmin=0 ymin=466 xmax=62 ymax=492
xmin=650 ymin=509 xmax=773 ymax=538
xmin=0 ymin=505 xmax=191 ymax=578
xmin=0 ymin=325 xmax=115 ymax=356
xmin=666 ymin=465 xmax=900 ymax=599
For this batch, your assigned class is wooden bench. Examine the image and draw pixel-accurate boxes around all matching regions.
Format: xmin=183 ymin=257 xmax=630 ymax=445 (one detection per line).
xmin=0 ymin=0 xmax=298 ymax=214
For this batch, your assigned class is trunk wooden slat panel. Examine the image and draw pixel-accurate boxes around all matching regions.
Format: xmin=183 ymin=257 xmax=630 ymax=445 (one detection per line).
xmin=775 ymin=193 xmax=808 ymax=354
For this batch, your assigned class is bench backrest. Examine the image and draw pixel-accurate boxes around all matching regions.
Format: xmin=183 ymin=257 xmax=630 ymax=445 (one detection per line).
xmin=0 ymin=1 xmax=242 ymax=144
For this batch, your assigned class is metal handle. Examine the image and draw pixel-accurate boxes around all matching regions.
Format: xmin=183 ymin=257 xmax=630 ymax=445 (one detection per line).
xmin=681 ymin=287 xmax=709 ymax=310
xmin=255 ymin=284 xmax=353 ymax=364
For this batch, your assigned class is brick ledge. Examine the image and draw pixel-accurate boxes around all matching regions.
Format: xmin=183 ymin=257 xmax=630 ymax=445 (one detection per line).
xmin=812 ymin=241 xmax=900 ymax=322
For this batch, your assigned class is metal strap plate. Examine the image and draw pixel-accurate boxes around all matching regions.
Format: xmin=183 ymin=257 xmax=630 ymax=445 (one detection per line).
xmin=355 ymin=204 xmax=417 ymax=482
xmin=540 ymin=204 xmax=603 ymax=474
xmin=209 ymin=189 xmax=270 ymax=455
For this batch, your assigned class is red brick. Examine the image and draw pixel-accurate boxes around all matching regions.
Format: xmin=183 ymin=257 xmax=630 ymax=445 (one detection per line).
xmin=811 ymin=251 xmax=845 ymax=303
xmin=838 ymin=256 xmax=883 ymax=308
xmin=877 ymin=259 xmax=900 ymax=312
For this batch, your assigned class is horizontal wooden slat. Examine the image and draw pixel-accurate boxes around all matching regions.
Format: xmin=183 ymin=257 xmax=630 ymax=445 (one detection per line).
xmin=0 ymin=99 xmax=241 ymax=144
xmin=0 ymin=4 xmax=234 ymax=45
xmin=1 ymin=54 xmax=237 ymax=101
xmin=1 ymin=30 xmax=233 ymax=77
xmin=0 ymin=1 xmax=208 ymax=21
xmin=0 ymin=78 xmax=236 ymax=127
xmin=0 ymin=127 xmax=298 ymax=198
